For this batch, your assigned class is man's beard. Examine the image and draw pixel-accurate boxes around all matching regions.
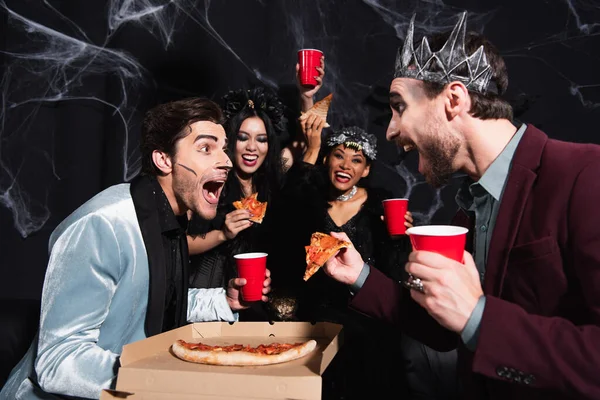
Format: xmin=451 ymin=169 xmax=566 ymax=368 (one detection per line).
xmin=420 ymin=134 xmax=460 ymax=188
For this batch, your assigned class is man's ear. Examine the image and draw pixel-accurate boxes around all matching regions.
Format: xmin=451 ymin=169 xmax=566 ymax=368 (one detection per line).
xmin=361 ymin=163 xmax=371 ymax=178
xmin=444 ymin=81 xmax=470 ymax=120
xmin=151 ymin=150 xmax=173 ymax=175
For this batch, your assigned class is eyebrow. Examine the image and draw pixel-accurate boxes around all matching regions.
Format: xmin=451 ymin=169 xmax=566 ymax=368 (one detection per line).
xmin=194 ymin=134 xmax=218 ymax=143
xmin=194 ymin=134 xmax=228 ymax=147
xmin=389 ymin=91 xmax=404 ymax=102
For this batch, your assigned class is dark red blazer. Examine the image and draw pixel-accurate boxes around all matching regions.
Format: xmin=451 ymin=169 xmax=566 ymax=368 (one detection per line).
xmin=350 ymin=125 xmax=600 ymax=399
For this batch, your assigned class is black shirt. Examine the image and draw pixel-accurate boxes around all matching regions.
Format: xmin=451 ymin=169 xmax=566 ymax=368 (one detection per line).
xmin=150 ymin=178 xmax=189 ymax=332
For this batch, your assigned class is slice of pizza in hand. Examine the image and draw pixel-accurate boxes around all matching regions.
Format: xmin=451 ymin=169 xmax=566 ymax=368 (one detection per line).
xmin=298 ymin=93 xmax=332 ymax=128
xmin=304 ymin=232 xmax=351 ymax=281
xmin=232 ymin=193 xmax=267 ymax=224
xmin=172 ymin=339 xmax=317 ymax=366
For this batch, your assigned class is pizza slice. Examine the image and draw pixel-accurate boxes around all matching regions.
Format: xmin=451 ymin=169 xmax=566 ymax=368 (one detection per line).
xmin=304 ymin=232 xmax=351 ymax=281
xmin=233 ymin=193 xmax=267 ymax=223
xmin=298 ymin=93 xmax=332 ymax=128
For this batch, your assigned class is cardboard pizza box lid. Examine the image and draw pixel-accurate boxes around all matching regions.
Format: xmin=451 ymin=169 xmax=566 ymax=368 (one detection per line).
xmin=114 ymin=321 xmax=343 ymax=400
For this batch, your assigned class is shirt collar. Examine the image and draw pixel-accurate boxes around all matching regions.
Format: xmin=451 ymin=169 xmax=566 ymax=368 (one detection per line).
xmin=150 ymin=177 xmax=188 ymax=234
xmin=456 ymin=122 xmax=527 ymax=208
xmin=478 ymin=123 xmax=527 ymax=201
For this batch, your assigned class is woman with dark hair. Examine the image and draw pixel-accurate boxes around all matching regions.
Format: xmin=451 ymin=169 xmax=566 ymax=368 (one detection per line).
xmin=186 ymin=87 xmax=290 ymax=320
xmin=219 ymin=87 xmax=287 ymax=208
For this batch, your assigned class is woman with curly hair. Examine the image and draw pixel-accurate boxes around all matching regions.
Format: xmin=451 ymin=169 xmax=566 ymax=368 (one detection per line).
xmin=268 ymin=117 xmax=414 ymax=399
xmin=272 ymin=119 xmax=414 ymax=320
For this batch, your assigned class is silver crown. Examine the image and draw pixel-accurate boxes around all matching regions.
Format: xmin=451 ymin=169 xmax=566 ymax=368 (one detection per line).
xmin=394 ymin=12 xmax=497 ymax=95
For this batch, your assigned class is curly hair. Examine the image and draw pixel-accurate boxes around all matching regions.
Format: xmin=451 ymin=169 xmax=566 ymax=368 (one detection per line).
xmin=219 ymin=87 xmax=287 ymax=207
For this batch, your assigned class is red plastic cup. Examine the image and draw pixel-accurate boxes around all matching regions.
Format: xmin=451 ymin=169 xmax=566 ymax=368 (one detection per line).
xmin=382 ymin=198 xmax=409 ymax=235
xmin=298 ymin=49 xmax=323 ymax=87
xmin=406 ymin=225 xmax=468 ymax=262
xmin=234 ymin=252 xmax=267 ymax=302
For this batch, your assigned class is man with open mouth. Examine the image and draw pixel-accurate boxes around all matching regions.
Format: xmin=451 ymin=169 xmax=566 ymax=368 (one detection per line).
xmin=320 ymin=11 xmax=600 ymax=400
xmin=186 ymin=87 xmax=289 ymax=323
xmin=1 ymin=97 xmax=272 ymax=400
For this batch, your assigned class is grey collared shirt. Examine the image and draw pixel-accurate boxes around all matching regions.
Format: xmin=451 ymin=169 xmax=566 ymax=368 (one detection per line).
xmin=456 ymin=123 xmax=527 ymax=350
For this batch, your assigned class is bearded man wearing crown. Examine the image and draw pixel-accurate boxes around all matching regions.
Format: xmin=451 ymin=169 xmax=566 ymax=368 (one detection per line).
xmin=320 ymin=11 xmax=600 ymax=400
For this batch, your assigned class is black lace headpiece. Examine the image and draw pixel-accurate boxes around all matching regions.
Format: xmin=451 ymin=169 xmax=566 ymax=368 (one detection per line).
xmin=221 ymin=87 xmax=287 ymax=135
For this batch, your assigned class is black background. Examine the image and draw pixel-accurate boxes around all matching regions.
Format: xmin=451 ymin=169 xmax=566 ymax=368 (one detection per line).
xmin=1 ymin=0 xmax=599 ymax=300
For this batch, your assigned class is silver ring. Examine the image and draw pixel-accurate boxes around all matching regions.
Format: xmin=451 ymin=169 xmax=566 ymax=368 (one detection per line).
xmin=405 ymin=276 xmax=425 ymax=293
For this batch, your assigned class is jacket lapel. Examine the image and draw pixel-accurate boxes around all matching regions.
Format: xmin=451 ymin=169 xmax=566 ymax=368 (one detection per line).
xmin=130 ymin=175 xmax=166 ymax=337
xmin=484 ymin=126 xmax=547 ymax=296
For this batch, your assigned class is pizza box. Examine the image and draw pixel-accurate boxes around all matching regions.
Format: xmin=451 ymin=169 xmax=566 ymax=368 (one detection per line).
xmin=102 ymin=321 xmax=343 ymax=400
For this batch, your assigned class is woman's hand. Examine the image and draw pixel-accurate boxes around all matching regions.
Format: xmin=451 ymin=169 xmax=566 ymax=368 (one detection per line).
xmin=300 ymin=113 xmax=325 ymax=151
xmin=380 ymin=210 xmax=415 ymax=239
xmin=297 ymin=56 xmax=325 ymax=111
xmin=404 ymin=211 xmax=414 ymax=229
xmin=222 ymin=209 xmax=253 ymax=240
xmin=300 ymin=114 xmax=325 ymax=164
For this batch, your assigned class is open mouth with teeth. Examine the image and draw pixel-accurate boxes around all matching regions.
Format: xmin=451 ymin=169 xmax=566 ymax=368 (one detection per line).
xmin=334 ymin=171 xmax=352 ymax=184
xmin=241 ymin=154 xmax=259 ymax=167
xmin=402 ymin=143 xmax=416 ymax=153
xmin=400 ymin=141 xmax=427 ymax=174
xmin=202 ymin=179 xmax=226 ymax=205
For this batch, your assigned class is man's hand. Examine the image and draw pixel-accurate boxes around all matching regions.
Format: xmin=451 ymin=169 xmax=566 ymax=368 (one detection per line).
xmin=322 ymin=232 xmax=365 ymax=285
xmin=406 ymin=250 xmax=483 ymax=333
xmin=226 ymin=268 xmax=272 ymax=311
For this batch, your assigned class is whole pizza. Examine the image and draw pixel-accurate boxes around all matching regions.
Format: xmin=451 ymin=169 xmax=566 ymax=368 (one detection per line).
xmin=171 ymin=339 xmax=317 ymax=366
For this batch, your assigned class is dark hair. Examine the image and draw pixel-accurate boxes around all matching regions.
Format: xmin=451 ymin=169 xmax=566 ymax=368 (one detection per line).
xmin=219 ymin=87 xmax=287 ymax=206
xmin=140 ymin=97 xmax=224 ymax=176
xmin=420 ymin=31 xmax=512 ymax=120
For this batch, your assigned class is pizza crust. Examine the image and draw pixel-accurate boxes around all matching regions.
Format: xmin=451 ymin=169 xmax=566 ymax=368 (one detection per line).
xmin=171 ymin=339 xmax=317 ymax=366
